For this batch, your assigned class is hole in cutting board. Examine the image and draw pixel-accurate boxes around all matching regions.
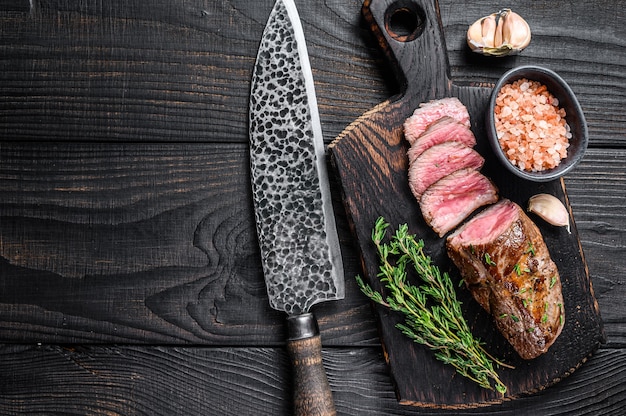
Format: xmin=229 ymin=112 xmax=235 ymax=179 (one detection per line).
xmin=384 ymin=0 xmax=425 ymax=42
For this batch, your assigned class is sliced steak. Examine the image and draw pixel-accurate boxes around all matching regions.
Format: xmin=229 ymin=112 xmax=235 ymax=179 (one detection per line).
xmin=404 ymin=97 xmax=471 ymax=145
xmin=407 ymin=116 xmax=477 ymax=162
xmin=446 ymin=199 xmax=565 ymax=360
xmin=408 ymin=141 xmax=484 ymax=200
xmin=419 ymin=169 xmax=498 ymax=237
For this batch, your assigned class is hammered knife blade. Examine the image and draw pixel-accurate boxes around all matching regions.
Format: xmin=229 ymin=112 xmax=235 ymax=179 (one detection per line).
xmin=248 ymin=0 xmax=345 ymax=414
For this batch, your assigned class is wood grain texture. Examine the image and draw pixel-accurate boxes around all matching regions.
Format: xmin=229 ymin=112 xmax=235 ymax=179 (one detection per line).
xmin=0 ymin=0 xmax=388 ymax=143
xmin=1 ymin=0 xmax=261 ymax=142
xmin=0 ymin=141 xmax=374 ymax=344
xmin=0 ymin=0 xmax=624 ymax=414
xmin=0 ymin=142 xmax=272 ymax=343
xmin=0 ymin=147 xmax=622 ymax=348
xmin=2 ymin=0 xmax=621 ymax=145
xmin=0 ymin=141 xmax=351 ymax=344
xmin=564 ymin=149 xmax=626 ymax=348
xmin=0 ymin=344 xmax=624 ymax=416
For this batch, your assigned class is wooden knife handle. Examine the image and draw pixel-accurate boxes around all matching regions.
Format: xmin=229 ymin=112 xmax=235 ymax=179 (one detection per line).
xmin=286 ymin=313 xmax=336 ymax=416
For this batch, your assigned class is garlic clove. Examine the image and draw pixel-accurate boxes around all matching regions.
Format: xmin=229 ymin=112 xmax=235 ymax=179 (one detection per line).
xmin=467 ymin=17 xmax=491 ymax=48
xmin=467 ymin=9 xmax=531 ymax=57
xmin=493 ymin=13 xmax=505 ymax=49
xmin=528 ymin=194 xmax=571 ymax=233
xmin=481 ymin=16 xmax=497 ymax=48
xmin=502 ymin=11 xmax=531 ymax=50
xmin=467 ymin=20 xmax=482 ymax=48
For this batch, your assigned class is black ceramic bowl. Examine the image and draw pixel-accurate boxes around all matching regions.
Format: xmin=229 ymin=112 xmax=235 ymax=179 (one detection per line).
xmin=486 ymin=65 xmax=588 ymax=182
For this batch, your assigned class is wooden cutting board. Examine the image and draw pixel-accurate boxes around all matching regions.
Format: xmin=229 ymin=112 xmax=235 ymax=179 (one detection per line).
xmin=328 ymin=0 xmax=605 ymax=408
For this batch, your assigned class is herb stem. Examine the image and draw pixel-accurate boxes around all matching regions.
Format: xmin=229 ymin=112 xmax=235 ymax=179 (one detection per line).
xmin=357 ymin=217 xmax=510 ymax=394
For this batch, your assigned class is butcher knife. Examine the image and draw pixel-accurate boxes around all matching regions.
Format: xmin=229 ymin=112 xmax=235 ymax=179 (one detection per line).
xmin=248 ymin=0 xmax=345 ymax=415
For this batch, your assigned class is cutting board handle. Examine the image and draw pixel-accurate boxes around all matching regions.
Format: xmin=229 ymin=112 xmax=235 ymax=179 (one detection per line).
xmin=363 ymin=0 xmax=451 ymax=101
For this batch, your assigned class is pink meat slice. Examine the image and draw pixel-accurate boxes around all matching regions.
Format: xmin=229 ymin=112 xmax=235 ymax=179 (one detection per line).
xmin=407 ymin=116 xmax=477 ymax=162
xmin=408 ymin=141 xmax=484 ymax=200
xmin=420 ymin=169 xmax=498 ymax=237
xmin=404 ymin=97 xmax=471 ymax=145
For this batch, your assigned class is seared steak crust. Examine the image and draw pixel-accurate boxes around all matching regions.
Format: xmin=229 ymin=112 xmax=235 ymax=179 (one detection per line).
xmin=446 ymin=199 xmax=565 ymax=359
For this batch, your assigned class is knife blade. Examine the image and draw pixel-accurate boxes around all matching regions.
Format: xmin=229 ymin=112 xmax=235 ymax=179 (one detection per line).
xmin=249 ymin=0 xmax=344 ymax=414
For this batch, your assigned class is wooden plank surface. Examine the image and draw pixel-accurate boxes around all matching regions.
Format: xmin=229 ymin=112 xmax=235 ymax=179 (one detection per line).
xmin=0 ymin=141 xmax=372 ymax=345
xmin=0 ymin=146 xmax=623 ymax=347
xmin=0 ymin=0 xmax=624 ymax=414
xmin=0 ymin=344 xmax=624 ymax=415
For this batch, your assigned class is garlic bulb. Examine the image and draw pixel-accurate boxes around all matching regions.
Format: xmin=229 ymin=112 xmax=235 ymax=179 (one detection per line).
xmin=467 ymin=9 xmax=531 ymax=57
xmin=528 ymin=194 xmax=571 ymax=233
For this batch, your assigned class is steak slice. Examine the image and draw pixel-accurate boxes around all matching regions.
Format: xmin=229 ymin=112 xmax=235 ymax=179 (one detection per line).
xmin=404 ymin=97 xmax=471 ymax=145
xmin=446 ymin=199 xmax=565 ymax=360
xmin=419 ymin=169 xmax=498 ymax=237
xmin=407 ymin=116 xmax=477 ymax=162
xmin=408 ymin=141 xmax=484 ymax=200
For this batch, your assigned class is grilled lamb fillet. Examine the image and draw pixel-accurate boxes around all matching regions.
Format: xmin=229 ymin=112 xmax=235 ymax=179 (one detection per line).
xmin=420 ymin=169 xmax=498 ymax=237
xmin=407 ymin=116 xmax=477 ymax=162
xmin=403 ymin=97 xmax=471 ymax=144
xmin=408 ymin=141 xmax=485 ymax=200
xmin=446 ymin=199 xmax=565 ymax=359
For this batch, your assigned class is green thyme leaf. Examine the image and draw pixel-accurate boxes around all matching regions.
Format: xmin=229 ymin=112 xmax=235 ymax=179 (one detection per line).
xmin=550 ymin=276 xmax=558 ymax=289
xmin=484 ymin=253 xmax=496 ymax=266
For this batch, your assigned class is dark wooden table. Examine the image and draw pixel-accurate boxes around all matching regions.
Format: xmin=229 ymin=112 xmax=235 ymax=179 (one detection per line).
xmin=1 ymin=0 xmax=624 ymax=414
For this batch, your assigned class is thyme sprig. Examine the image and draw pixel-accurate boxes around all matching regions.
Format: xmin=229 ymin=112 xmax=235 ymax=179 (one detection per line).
xmin=356 ymin=217 xmax=510 ymax=394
